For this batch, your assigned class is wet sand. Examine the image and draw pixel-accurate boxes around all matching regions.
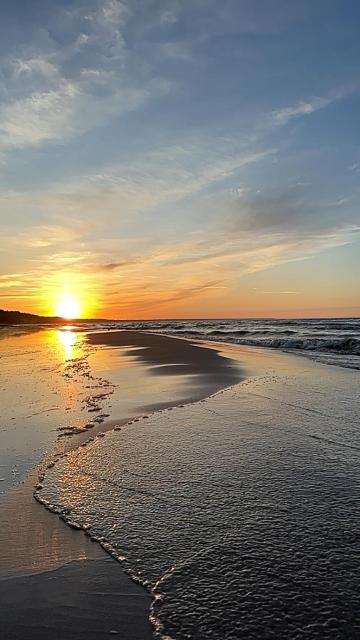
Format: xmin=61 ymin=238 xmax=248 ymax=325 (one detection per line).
xmin=0 ymin=558 xmax=152 ymax=640
xmin=35 ymin=344 xmax=360 ymax=639
xmin=0 ymin=329 xmax=243 ymax=640
xmin=86 ymin=329 xmax=241 ymax=399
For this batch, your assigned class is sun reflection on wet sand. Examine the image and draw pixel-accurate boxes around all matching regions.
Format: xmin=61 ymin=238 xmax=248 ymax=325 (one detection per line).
xmin=56 ymin=327 xmax=78 ymax=361
xmin=0 ymin=329 xmax=242 ymax=579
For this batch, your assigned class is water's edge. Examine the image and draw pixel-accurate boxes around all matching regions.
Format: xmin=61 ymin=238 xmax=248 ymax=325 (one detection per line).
xmin=33 ymin=342 xmax=245 ymax=638
xmin=31 ymin=334 xmax=359 ymax=638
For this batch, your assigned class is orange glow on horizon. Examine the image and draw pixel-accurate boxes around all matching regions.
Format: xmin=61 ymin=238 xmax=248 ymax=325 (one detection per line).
xmin=43 ymin=271 xmax=98 ymax=319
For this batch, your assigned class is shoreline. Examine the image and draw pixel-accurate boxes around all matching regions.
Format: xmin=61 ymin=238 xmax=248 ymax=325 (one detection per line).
xmin=0 ymin=329 xmax=244 ymax=640
xmin=2 ymin=330 xmax=359 ymax=639
xmin=34 ymin=341 xmax=360 ymax=639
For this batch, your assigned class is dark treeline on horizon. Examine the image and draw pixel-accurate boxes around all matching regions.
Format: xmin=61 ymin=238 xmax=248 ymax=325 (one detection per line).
xmin=0 ymin=309 xmax=63 ymax=324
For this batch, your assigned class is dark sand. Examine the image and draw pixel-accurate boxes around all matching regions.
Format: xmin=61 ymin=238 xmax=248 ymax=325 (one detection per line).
xmin=87 ymin=330 xmax=241 ymax=399
xmin=0 ymin=330 xmax=242 ymax=640
xmin=0 ymin=558 xmax=152 ymax=640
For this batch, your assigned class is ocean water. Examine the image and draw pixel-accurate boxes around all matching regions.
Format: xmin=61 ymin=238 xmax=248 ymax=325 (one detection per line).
xmin=80 ymin=317 xmax=360 ymax=370
xmin=37 ymin=350 xmax=360 ymax=639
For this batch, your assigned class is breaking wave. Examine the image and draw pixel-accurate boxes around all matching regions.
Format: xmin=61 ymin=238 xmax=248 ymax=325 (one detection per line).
xmin=80 ymin=317 xmax=360 ymax=369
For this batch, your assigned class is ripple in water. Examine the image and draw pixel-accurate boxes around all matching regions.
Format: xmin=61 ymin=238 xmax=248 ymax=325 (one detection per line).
xmin=36 ymin=362 xmax=360 ymax=639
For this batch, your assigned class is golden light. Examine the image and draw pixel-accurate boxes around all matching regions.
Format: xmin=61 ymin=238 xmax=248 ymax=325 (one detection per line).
xmin=56 ymin=293 xmax=82 ymax=320
xmin=57 ymin=329 xmax=78 ymax=360
xmin=42 ymin=270 xmax=98 ymax=319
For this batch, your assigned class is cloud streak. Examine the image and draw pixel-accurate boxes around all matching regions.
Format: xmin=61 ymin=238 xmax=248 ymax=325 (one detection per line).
xmin=270 ymin=86 xmax=357 ymax=127
xmin=0 ymin=0 xmax=359 ymax=317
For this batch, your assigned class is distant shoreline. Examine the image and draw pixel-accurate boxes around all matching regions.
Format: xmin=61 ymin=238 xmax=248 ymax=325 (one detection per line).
xmin=1 ymin=308 xmax=359 ymax=327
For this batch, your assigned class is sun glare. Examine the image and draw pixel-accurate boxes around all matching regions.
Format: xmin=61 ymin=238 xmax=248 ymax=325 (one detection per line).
xmin=56 ymin=293 xmax=82 ymax=320
xmin=57 ymin=329 xmax=78 ymax=360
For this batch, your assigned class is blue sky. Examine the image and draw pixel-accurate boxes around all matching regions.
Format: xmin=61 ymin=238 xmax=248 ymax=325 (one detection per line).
xmin=0 ymin=0 xmax=359 ymax=318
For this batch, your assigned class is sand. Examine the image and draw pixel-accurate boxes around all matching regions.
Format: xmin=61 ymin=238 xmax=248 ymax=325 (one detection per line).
xmin=3 ymin=330 xmax=358 ymax=639
xmin=0 ymin=329 xmax=243 ymax=640
xmin=0 ymin=558 xmax=152 ymax=640
xmin=86 ymin=329 xmax=242 ymax=400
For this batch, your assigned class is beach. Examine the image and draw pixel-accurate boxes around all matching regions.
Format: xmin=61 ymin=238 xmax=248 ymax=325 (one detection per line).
xmin=2 ymin=1 xmax=359 ymax=637
xmin=0 ymin=327 xmax=359 ymax=639
xmin=0 ymin=327 xmax=242 ymax=639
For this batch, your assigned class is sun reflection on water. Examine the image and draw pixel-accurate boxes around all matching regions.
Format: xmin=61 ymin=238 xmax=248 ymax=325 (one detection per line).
xmin=57 ymin=328 xmax=78 ymax=360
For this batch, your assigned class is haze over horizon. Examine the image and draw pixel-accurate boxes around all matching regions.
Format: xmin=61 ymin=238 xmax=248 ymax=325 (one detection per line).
xmin=0 ymin=0 xmax=359 ymax=319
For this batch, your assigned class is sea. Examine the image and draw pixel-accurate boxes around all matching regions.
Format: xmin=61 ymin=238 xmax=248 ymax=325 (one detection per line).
xmin=79 ymin=316 xmax=360 ymax=370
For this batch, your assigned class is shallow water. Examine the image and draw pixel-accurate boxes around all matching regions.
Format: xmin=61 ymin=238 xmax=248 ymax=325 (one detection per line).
xmin=38 ymin=350 xmax=360 ymax=639
xmin=0 ymin=327 xmax=240 ymax=581
xmin=0 ymin=328 xmax=92 ymax=491
xmin=0 ymin=327 xmax=207 ymax=492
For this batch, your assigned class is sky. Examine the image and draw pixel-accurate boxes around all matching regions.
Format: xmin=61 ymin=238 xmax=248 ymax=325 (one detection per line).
xmin=0 ymin=0 xmax=359 ymax=319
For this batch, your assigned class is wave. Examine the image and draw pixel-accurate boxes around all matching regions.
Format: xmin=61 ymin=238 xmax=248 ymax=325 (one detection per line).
xmin=203 ymin=334 xmax=360 ymax=355
xmin=206 ymin=329 xmax=250 ymax=336
xmin=73 ymin=318 xmax=360 ymax=369
xmin=262 ymin=336 xmax=360 ymax=354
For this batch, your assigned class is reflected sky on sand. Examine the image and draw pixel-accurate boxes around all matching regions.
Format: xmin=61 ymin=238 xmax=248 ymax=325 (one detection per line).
xmin=0 ymin=327 xmax=240 ymax=492
xmin=0 ymin=327 xmax=241 ymax=578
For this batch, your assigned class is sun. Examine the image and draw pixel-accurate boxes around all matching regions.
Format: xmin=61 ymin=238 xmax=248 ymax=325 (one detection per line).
xmin=56 ymin=293 xmax=82 ymax=320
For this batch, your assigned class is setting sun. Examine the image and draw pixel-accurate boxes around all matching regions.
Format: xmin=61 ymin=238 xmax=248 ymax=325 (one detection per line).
xmin=56 ymin=293 xmax=82 ymax=320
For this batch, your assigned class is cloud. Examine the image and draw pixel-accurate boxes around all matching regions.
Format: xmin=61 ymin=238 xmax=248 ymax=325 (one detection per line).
xmin=228 ymin=184 xmax=359 ymax=236
xmin=0 ymin=279 xmax=23 ymax=288
xmin=0 ymin=80 xmax=80 ymax=148
xmin=99 ymin=0 xmax=129 ymax=24
xmin=12 ymin=57 xmax=60 ymax=81
xmin=0 ymin=74 xmax=170 ymax=151
xmin=271 ymin=96 xmax=333 ymax=127
xmin=95 ymin=279 xmax=225 ymax=314
xmin=0 ymin=223 xmax=86 ymax=251
xmin=0 ymin=0 xmax=309 ymax=155
xmin=145 ymin=280 xmax=223 ymax=307
xmin=99 ymin=258 xmax=141 ymax=271
xmin=270 ymin=86 xmax=357 ymax=127
xmin=2 ymin=158 xmax=358 ymax=312
xmin=151 ymin=182 xmax=359 ymax=277
xmin=0 ymin=143 xmax=273 ymax=235
xmin=254 ymin=289 xmax=298 ymax=295
xmin=86 ymin=146 xmax=274 ymax=211
xmin=0 ymin=1 xmax=172 ymax=152
xmin=158 ymin=42 xmax=193 ymax=61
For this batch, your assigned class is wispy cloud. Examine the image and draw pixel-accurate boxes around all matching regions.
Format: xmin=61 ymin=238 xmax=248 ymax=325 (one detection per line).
xmin=227 ymin=184 xmax=359 ymax=236
xmin=0 ymin=143 xmax=272 ymax=229
xmin=270 ymin=86 xmax=356 ymax=127
xmin=254 ymin=290 xmax=298 ymax=295
xmin=1 ymin=156 xmax=359 ymax=314
xmin=0 ymin=222 xmax=88 ymax=251
xmin=0 ymin=0 xmax=359 ymax=317
xmin=98 ymin=258 xmax=141 ymax=271
xmin=152 ymin=182 xmax=360 ymax=277
xmin=0 ymin=74 xmax=170 ymax=151
xmin=0 ymin=0 xmax=172 ymax=152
